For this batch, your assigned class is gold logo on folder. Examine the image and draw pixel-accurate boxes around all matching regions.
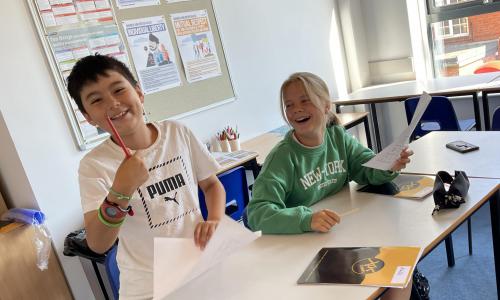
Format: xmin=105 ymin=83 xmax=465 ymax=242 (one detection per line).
xmin=352 ymin=258 xmax=385 ymax=275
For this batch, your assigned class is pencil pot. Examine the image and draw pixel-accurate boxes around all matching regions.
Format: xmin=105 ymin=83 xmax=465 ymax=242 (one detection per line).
xmin=210 ymin=137 xmax=221 ymax=152
xmin=220 ymin=139 xmax=231 ymax=152
xmin=229 ymin=139 xmax=241 ymax=151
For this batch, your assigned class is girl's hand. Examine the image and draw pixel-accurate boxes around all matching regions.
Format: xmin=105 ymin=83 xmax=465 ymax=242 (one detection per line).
xmin=194 ymin=220 xmax=219 ymax=249
xmin=311 ymin=209 xmax=341 ymax=233
xmin=391 ymin=146 xmax=414 ymax=172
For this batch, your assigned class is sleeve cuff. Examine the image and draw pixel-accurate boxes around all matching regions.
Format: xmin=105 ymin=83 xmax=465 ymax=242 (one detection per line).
xmin=300 ymin=211 xmax=314 ymax=232
xmin=387 ymin=170 xmax=400 ymax=180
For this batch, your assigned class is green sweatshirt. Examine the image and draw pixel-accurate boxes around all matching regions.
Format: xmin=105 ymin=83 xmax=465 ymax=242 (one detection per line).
xmin=247 ymin=125 xmax=398 ymax=234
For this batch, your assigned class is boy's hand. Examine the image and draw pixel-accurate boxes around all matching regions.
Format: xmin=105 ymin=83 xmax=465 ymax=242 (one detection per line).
xmin=112 ymin=149 xmax=149 ymax=196
xmin=391 ymin=146 xmax=414 ymax=172
xmin=311 ymin=209 xmax=340 ymax=233
xmin=194 ymin=220 xmax=219 ymax=250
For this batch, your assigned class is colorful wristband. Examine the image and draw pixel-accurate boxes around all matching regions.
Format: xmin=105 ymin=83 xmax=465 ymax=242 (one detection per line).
xmin=109 ymin=187 xmax=133 ymax=201
xmin=97 ymin=207 xmax=125 ymax=228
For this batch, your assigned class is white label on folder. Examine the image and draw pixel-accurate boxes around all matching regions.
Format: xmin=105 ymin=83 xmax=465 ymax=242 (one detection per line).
xmin=391 ymin=266 xmax=411 ymax=284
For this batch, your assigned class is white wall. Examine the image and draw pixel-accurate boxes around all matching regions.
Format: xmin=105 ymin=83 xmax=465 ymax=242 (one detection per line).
xmin=182 ymin=0 xmax=339 ymax=142
xmin=338 ymin=0 xmax=370 ymax=91
xmin=0 ymin=0 xmax=339 ymax=299
xmin=362 ymin=0 xmax=412 ymax=62
xmin=355 ymin=0 xmax=414 ymax=145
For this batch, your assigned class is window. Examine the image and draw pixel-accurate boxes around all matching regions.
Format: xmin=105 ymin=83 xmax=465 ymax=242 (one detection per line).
xmin=433 ymin=17 xmax=469 ymax=39
xmin=427 ymin=0 xmax=500 ymax=77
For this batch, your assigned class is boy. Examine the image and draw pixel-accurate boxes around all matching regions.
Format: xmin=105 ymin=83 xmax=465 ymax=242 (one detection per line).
xmin=67 ymin=54 xmax=225 ymax=299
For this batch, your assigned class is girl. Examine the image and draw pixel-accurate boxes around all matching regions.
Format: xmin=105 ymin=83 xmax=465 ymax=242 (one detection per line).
xmin=247 ymin=72 xmax=413 ymax=299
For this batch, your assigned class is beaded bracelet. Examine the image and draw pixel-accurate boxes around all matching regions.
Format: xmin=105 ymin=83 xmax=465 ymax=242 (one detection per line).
xmin=97 ymin=207 xmax=126 ymax=228
xmin=108 ymin=187 xmax=133 ymax=201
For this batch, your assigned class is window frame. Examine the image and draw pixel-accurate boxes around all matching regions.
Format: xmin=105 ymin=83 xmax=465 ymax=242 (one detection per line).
xmin=427 ymin=0 xmax=500 ymax=23
xmin=426 ymin=0 xmax=500 ymax=77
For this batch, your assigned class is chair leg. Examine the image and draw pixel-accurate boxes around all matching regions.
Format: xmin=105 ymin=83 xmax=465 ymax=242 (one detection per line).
xmin=468 ymin=217 xmax=473 ymax=255
xmin=445 ymin=235 xmax=455 ymax=267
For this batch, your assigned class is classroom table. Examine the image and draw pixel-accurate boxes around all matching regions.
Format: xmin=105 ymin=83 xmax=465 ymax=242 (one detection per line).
xmin=334 ymin=72 xmax=500 ymax=151
xmin=402 ymin=130 xmax=500 ymax=296
xmin=402 ymin=131 xmax=500 ymax=179
xmin=163 ymin=178 xmax=500 ymax=300
xmin=214 ymin=150 xmax=259 ymax=177
xmin=241 ymin=112 xmax=371 ymax=165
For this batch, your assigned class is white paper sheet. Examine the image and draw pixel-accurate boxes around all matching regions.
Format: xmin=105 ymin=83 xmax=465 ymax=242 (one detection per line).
xmin=153 ymin=216 xmax=261 ymax=299
xmin=363 ymin=92 xmax=432 ymax=170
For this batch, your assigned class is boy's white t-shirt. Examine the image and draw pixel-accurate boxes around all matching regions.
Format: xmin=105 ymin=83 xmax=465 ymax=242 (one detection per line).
xmin=79 ymin=120 xmax=220 ymax=300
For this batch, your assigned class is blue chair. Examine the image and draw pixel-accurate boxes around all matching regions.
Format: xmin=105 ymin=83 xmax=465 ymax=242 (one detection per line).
xmin=492 ymin=106 xmax=500 ymax=130
xmin=404 ymin=95 xmax=475 ymax=141
xmin=199 ymin=166 xmax=249 ymax=222
xmin=105 ymin=244 xmax=120 ymax=299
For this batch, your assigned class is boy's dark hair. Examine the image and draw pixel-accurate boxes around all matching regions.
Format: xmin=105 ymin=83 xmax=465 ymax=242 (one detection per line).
xmin=67 ymin=54 xmax=138 ymax=113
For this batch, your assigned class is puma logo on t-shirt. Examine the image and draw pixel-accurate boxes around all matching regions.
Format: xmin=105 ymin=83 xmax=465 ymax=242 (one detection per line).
xmin=146 ymin=173 xmax=186 ymax=200
xmin=164 ymin=192 xmax=179 ymax=205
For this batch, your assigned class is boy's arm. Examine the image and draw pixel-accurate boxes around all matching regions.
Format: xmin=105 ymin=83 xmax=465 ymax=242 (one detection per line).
xmin=83 ymin=151 xmax=149 ymax=254
xmin=84 ymin=210 xmax=120 ymax=254
xmin=195 ymin=174 xmax=225 ymax=249
xmin=198 ymin=174 xmax=225 ymax=221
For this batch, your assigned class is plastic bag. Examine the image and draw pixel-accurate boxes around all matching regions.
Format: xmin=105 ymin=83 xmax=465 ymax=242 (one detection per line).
xmin=63 ymin=229 xmax=106 ymax=263
xmin=1 ymin=208 xmax=52 ymax=271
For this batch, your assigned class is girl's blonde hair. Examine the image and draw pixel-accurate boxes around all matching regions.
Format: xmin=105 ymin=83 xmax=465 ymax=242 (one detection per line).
xmin=279 ymin=72 xmax=339 ymax=127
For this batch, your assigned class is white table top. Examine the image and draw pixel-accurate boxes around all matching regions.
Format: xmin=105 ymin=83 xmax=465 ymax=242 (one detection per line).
xmin=403 ymin=131 xmax=500 ymax=179
xmin=213 ymin=150 xmax=259 ymax=174
xmin=163 ymin=177 xmax=499 ymax=300
xmin=335 ymin=72 xmax=500 ymax=105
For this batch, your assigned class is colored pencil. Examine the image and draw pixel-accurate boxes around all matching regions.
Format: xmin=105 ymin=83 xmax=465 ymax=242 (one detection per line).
xmin=105 ymin=114 xmax=131 ymax=158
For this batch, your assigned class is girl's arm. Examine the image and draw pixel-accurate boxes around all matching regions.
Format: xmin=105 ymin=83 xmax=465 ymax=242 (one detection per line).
xmin=247 ymin=169 xmax=314 ymax=234
xmin=342 ymin=128 xmax=399 ymax=185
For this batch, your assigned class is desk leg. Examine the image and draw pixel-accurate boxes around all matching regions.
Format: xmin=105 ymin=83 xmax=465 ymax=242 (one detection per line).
xmin=444 ymin=235 xmax=455 ymax=267
xmin=369 ymin=103 xmax=382 ymax=152
xmin=363 ymin=116 xmax=373 ymax=150
xmin=483 ymin=92 xmax=491 ymax=131
xmin=473 ymin=93 xmax=482 ymax=131
xmin=244 ymin=158 xmax=260 ymax=180
xmin=490 ymin=190 xmax=500 ymax=297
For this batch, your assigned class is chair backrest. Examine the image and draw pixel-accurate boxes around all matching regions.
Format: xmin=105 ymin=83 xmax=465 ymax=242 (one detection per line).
xmin=105 ymin=244 xmax=120 ymax=300
xmin=492 ymin=106 xmax=500 ymax=130
xmin=404 ymin=95 xmax=461 ymax=140
xmin=198 ymin=166 xmax=249 ymax=221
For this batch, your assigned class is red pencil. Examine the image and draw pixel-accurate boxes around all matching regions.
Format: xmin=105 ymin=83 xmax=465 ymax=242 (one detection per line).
xmin=105 ymin=114 xmax=132 ymax=158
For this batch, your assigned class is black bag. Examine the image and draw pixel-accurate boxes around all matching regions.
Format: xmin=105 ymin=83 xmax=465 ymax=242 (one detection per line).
xmin=63 ymin=229 xmax=107 ymax=263
xmin=411 ymin=267 xmax=430 ymax=300
xmin=432 ymin=170 xmax=470 ymax=215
